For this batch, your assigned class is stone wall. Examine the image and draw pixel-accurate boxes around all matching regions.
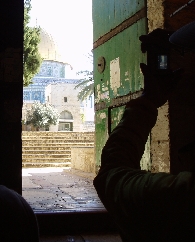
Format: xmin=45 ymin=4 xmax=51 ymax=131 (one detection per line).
xmin=0 ymin=0 xmax=24 ymax=193
xmin=164 ymin=0 xmax=195 ymax=174
xmin=147 ymin=0 xmax=195 ymax=173
xmin=147 ymin=0 xmax=164 ymax=32
xmin=147 ymin=0 xmax=170 ymax=173
xmin=71 ymin=147 xmax=95 ymax=173
xmin=151 ymin=104 xmax=170 ymax=173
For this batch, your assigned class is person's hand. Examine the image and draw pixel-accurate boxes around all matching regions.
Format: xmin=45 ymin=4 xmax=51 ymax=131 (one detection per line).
xmin=140 ymin=63 xmax=183 ymax=108
xmin=139 ymin=28 xmax=173 ymax=53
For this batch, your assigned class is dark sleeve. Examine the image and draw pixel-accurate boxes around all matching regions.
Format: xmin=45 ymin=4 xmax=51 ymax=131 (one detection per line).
xmin=93 ymin=97 xmax=195 ymax=240
xmin=93 ymin=96 xmax=158 ymax=202
xmin=100 ymin=167 xmax=195 ymax=240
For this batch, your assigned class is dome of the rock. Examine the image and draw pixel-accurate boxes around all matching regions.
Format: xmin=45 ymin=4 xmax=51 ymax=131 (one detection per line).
xmin=38 ymin=28 xmax=61 ymax=61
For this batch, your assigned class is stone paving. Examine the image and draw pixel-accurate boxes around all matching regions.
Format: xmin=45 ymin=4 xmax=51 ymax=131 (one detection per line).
xmin=22 ymin=168 xmax=123 ymax=241
xmin=22 ymin=168 xmax=105 ymax=212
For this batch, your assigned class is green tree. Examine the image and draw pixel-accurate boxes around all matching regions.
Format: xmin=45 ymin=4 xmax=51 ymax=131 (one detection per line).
xmin=23 ymin=0 xmax=42 ymax=86
xmin=25 ymin=102 xmax=60 ymax=130
xmin=74 ymin=53 xmax=94 ymax=101
xmin=75 ymin=70 xmax=94 ymax=101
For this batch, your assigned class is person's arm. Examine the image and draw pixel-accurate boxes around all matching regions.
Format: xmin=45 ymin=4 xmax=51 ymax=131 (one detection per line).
xmin=101 ymin=97 xmax=157 ymax=170
xmin=93 ymin=77 xmax=195 ymax=241
xmin=93 ymin=90 xmax=195 ymax=241
xmin=93 ymin=95 xmax=157 ymax=203
xmin=94 ymin=59 xmax=182 ymax=204
xmin=94 ymin=29 xmax=183 ymax=202
xmin=93 ymin=29 xmax=193 ymax=241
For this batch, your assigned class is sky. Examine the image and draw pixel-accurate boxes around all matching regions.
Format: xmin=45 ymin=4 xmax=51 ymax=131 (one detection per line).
xmin=29 ymin=0 xmax=93 ymax=78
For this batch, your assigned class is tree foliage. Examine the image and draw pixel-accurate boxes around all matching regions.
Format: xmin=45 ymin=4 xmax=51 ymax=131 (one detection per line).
xmin=74 ymin=52 xmax=94 ymax=101
xmin=25 ymin=102 xmax=60 ymax=129
xmin=23 ymin=0 xmax=42 ymax=86
xmin=74 ymin=70 xmax=94 ymax=101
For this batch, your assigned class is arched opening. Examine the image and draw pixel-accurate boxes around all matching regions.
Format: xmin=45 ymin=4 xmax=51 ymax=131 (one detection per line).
xmin=58 ymin=110 xmax=73 ymax=131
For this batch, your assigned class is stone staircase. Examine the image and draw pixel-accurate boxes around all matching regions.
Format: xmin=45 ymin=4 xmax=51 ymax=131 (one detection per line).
xmin=22 ymin=131 xmax=94 ymax=168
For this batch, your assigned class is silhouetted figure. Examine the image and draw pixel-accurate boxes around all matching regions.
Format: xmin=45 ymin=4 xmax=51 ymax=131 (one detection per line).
xmin=94 ymin=22 xmax=195 ymax=241
xmin=0 ymin=185 xmax=39 ymax=242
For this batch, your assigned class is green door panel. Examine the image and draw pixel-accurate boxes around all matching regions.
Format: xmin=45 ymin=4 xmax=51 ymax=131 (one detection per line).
xmin=94 ymin=18 xmax=146 ymax=106
xmin=110 ymin=106 xmax=125 ymax=132
xmin=93 ymin=0 xmax=150 ymax=172
xmin=140 ymin=135 xmax=151 ymax=171
xmin=93 ymin=0 xmax=146 ymax=41
xmin=95 ymin=109 xmax=109 ymax=170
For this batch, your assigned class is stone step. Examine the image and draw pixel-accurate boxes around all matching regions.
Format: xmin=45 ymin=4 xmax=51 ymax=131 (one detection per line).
xmin=22 ymin=150 xmax=71 ymax=154
xmin=22 ymin=131 xmax=94 ymax=136
xmin=22 ymin=138 xmax=94 ymax=142
xmin=22 ymin=136 xmax=94 ymax=140
xmin=22 ymin=162 xmax=71 ymax=168
xmin=22 ymin=154 xmax=71 ymax=159
xmin=22 ymin=142 xmax=94 ymax=146
xmin=22 ymin=157 xmax=71 ymax=162
xmin=22 ymin=139 xmax=94 ymax=144
xmin=22 ymin=132 xmax=94 ymax=168
xmin=22 ymin=146 xmax=71 ymax=151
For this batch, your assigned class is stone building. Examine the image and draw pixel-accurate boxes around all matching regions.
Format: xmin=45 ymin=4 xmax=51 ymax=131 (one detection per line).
xmin=46 ymin=82 xmax=94 ymax=132
xmin=22 ymin=28 xmax=94 ymax=131
xmin=23 ymin=28 xmax=67 ymax=104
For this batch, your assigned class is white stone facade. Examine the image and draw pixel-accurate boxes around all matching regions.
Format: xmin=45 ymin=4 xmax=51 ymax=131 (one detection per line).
xmin=80 ymin=95 xmax=95 ymax=131
xmin=46 ymin=82 xmax=95 ymax=132
xmin=46 ymin=82 xmax=84 ymax=132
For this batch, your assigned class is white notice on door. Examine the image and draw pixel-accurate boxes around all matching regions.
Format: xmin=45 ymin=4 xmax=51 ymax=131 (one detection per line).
xmin=110 ymin=57 xmax=120 ymax=95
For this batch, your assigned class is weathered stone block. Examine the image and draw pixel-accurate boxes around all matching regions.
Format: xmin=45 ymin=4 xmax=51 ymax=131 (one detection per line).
xmin=151 ymin=141 xmax=170 ymax=173
xmin=71 ymin=147 xmax=95 ymax=173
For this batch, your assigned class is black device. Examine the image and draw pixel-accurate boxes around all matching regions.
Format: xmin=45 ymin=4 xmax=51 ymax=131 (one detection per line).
xmin=147 ymin=43 xmax=170 ymax=75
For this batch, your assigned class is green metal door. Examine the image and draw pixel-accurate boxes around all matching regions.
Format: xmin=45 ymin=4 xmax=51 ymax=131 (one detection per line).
xmin=93 ymin=0 xmax=150 ymax=172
